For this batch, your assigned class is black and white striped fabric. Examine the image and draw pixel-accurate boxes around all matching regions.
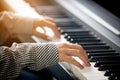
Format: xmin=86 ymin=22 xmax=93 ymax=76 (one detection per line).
xmin=0 ymin=42 xmax=58 ymax=80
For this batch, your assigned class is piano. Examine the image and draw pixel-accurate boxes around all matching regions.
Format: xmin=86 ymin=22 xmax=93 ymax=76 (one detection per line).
xmin=0 ymin=0 xmax=120 ymax=80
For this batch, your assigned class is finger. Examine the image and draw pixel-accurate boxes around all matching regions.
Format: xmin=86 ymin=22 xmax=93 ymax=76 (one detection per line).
xmin=61 ymin=48 xmax=80 ymax=56
xmin=62 ymin=43 xmax=88 ymax=59
xmin=42 ymin=20 xmax=60 ymax=39
xmin=34 ymin=18 xmax=60 ymax=40
xmin=60 ymin=43 xmax=88 ymax=61
xmin=33 ymin=29 xmax=50 ymax=41
xmin=63 ymin=56 xmax=84 ymax=69
xmin=44 ymin=16 xmax=55 ymax=23
xmin=62 ymin=48 xmax=90 ymax=66
xmin=58 ymin=47 xmax=88 ymax=68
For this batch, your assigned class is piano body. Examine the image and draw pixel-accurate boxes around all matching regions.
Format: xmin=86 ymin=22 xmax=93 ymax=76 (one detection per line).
xmin=0 ymin=0 xmax=120 ymax=80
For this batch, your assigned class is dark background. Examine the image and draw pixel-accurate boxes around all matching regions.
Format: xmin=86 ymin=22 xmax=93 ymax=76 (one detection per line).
xmin=93 ymin=0 xmax=120 ymax=18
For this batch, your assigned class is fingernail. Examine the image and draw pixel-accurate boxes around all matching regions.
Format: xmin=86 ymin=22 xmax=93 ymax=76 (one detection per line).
xmin=87 ymin=62 xmax=91 ymax=67
xmin=79 ymin=66 xmax=84 ymax=69
xmin=84 ymin=62 xmax=90 ymax=67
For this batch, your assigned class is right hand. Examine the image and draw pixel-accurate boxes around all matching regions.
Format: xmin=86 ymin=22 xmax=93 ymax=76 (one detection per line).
xmin=33 ymin=16 xmax=60 ymax=41
xmin=56 ymin=43 xmax=91 ymax=69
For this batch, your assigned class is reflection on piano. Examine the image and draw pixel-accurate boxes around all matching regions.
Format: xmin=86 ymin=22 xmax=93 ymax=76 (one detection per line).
xmin=1 ymin=0 xmax=120 ymax=80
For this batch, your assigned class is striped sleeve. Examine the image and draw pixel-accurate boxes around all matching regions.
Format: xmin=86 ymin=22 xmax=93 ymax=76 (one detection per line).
xmin=0 ymin=42 xmax=59 ymax=79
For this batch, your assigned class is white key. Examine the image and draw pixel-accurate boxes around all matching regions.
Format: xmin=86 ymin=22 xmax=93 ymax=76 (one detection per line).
xmin=33 ymin=35 xmax=109 ymax=80
xmin=60 ymin=62 xmax=108 ymax=80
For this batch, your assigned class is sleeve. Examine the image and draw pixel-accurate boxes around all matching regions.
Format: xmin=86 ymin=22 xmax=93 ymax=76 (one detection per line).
xmin=0 ymin=11 xmax=34 ymax=35
xmin=0 ymin=42 xmax=59 ymax=79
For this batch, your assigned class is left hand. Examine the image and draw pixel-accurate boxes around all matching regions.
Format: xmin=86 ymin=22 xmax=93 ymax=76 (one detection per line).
xmin=33 ymin=16 xmax=60 ymax=41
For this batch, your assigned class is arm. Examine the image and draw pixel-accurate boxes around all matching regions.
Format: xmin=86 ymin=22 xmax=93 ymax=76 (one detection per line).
xmin=0 ymin=11 xmax=33 ymax=35
xmin=0 ymin=11 xmax=60 ymax=41
xmin=0 ymin=42 xmax=58 ymax=79
xmin=0 ymin=42 xmax=90 ymax=79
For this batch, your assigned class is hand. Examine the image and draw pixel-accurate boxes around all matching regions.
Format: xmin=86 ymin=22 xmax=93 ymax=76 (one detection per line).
xmin=33 ymin=16 xmax=60 ymax=41
xmin=56 ymin=43 xmax=91 ymax=69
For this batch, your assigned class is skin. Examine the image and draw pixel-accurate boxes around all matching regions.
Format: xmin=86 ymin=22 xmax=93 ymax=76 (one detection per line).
xmin=32 ymin=16 xmax=91 ymax=69
xmin=33 ymin=16 xmax=60 ymax=41
xmin=57 ymin=43 xmax=91 ymax=69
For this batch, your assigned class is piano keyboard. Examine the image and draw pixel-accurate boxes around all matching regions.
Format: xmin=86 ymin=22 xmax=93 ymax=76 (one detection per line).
xmin=2 ymin=0 xmax=119 ymax=79
xmin=0 ymin=0 xmax=120 ymax=80
xmin=33 ymin=5 xmax=120 ymax=80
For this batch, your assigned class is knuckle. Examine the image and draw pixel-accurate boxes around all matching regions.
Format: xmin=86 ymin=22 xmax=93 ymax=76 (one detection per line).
xmin=76 ymin=50 xmax=80 ymax=53
xmin=52 ymin=23 xmax=57 ymax=27
xmin=79 ymin=45 xmax=84 ymax=49
xmin=78 ymin=44 xmax=81 ymax=47
xmin=62 ymin=43 xmax=68 ymax=47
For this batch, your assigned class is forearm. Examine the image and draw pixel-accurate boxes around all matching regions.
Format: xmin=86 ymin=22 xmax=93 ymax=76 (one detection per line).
xmin=0 ymin=11 xmax=34 ymax=35
xmin=0 ymin=42 xmax=58 ymax=79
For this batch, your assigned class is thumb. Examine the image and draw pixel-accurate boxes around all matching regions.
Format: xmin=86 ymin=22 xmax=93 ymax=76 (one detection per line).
xmin=32 ymin=28 xmax=50 ymax=41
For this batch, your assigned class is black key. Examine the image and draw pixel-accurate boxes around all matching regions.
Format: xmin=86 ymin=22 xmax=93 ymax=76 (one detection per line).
xmin=88 ymin=52 xmax=119 ymax=58
xmin=88 ymin=52 xmax=119 ymax=55
xmin=61 ymin=29 xmax=87 ymax=34
xmin=57 ymin=22 xmax=78 ymax=27
xmin=66 ymin=35 xmax=96 ymax=39
xmin=67 ymin=36 xmax=97 ymax=41
xmin=56 ymin=18 xmax=74 ymax=22
xmin=60 ymin=29 xmax=89 ymax=34
xmin=105 ymin=70 xmax=112 ymax=76
xmin=109 ymin=75 xmax=120 ymax=80
xmin=87 ymin=49 xmax=115 ymax=53
xmin=90 ymin=55 xmax=120 ymax=62
xmin=98 ymin=64 xmax=120 ymax=71
xmin=83 ymin=45 xmax=110 ymax=50
xmin=69 ymin=38 xmax=101 ymax=43
xmin=58 ymin=26 xmax=82 ymax=30
xmin=105 ymin=69 xmax=120 ymax=76
xmin=65 ymin=30 xmax=91 ymax=34
xmin=94 ymin=60 xmax=120 ymax=67
xmin=64 ymin=33 xmax=93 ymax=38
xmin=110 ymin=72 xmax=120 ymax=76
xmin=39 ymin=6 xmax=64 ymax=15
xmin=78 ymin=42 xmax=106 ymax=46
